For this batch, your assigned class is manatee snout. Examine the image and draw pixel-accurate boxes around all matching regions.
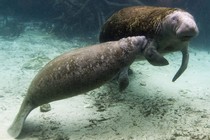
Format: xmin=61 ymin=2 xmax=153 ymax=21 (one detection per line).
xmin=176 ymin=13 xmax=199 ymax=41
xmin=177 ymin=24 xmax=198 ymax=41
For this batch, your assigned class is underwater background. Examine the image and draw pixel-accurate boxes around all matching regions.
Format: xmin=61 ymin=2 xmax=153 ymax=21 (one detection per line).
xmin=0 ymin=0 xmax=209 ymax=45
xmin=0 ymin=0 xmax=210 ymax=139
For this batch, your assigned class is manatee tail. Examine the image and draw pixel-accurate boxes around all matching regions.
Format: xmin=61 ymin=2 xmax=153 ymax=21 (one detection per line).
xmin=7 ymin=98 xmax=34 ymax=138
xmin=172 ymin=47 xmax=189 ymax=82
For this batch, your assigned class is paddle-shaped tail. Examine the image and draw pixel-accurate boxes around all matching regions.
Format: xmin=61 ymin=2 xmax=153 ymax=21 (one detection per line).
xmin=7 ymin=98 xmax=34 ymax=138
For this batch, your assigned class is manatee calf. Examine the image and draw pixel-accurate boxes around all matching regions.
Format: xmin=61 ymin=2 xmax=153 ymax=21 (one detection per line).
xmin=99 ymin=6 xmax=199 ymax=81
xmin=8 ymin=36 xmax=156 ymax=138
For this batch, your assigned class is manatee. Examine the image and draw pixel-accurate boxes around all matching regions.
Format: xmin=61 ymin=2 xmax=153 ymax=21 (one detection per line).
xmin=99 ymin=6 xmax=199 ymax=82
xmin=8 ymin=36 xmax=157 ymax=138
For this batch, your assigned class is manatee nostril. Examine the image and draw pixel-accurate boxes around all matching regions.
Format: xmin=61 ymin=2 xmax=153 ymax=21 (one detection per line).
xmin=189 ymin=27 xmax=198 ymax=36
xmin=177 ymin=25 xmax=199 ymax=41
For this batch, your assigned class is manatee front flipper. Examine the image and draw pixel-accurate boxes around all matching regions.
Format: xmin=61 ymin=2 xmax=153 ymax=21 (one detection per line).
xmin=143 ymin=41 xmax=169 ymax=66
xmin=118 ymin=67 xmax=129 ymax=92
xmin=172 ymin=46 xmax=189 ymax=82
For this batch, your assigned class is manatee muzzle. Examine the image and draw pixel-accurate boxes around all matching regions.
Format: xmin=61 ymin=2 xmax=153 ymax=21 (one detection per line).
xmin=176 ymin=21 xmax=199 ymax=41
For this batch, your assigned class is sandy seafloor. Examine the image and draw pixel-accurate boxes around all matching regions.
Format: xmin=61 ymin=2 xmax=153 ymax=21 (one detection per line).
xmin=0 ymin=27 xmax=210 ymax=140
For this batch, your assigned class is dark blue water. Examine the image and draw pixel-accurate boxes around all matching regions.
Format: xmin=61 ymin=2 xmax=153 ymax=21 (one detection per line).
xmin=0 ymin=0 xmax=209 ymax=47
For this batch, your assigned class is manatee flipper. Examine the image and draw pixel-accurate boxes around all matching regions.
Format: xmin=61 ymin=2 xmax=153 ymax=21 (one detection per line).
xmin=7 ymin=98 xmax=34 ymax=138
xmin=143 ymin=41 xmax=169 ymax=66
xmin=118 ymin=67 xmax=129 ymax=91
xmin=128 ymin=68 xmax=133 ymax=75
xmin=172 ymin=46 xmax=189 ymax=82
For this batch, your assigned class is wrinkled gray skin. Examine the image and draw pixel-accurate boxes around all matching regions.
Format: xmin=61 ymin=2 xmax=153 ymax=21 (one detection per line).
xmin=8 ymin=36 xmax=153 ymax=138
xmin=102 ymin=10 xmax=199 ymax=83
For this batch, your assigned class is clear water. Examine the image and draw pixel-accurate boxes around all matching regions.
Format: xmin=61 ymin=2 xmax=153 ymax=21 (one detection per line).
xmin=0 ymin=1 xmax=210 ymax=139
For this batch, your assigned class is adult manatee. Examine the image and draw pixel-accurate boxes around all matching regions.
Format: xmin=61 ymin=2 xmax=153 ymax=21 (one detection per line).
xmin=99 ymin=6 xmax=199 ymax=81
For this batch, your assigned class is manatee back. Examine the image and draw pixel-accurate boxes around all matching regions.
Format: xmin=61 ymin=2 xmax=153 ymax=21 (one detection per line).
xmin=99 ymin=6 xmax=177 ymax=42
xmin=26 ymin=41 xmax=136 ymax=106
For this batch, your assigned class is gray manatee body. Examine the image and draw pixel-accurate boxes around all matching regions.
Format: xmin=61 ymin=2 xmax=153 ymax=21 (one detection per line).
xmin=100 ymin=6 xmax=199 ymax=82
xmin=8 ymin=36 xmax=148 ymax=138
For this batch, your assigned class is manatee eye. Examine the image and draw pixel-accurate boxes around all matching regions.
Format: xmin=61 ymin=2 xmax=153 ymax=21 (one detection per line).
xmin=172 ymin=16 xmax=178 ymax=22
xmin=171 ymin=16 xmax=179 ymax=28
